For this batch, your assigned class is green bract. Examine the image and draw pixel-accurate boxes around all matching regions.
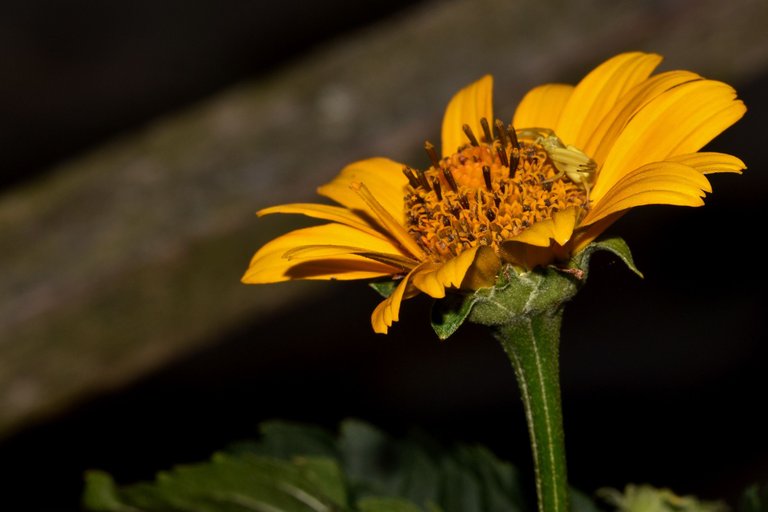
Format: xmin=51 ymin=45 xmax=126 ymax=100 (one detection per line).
xmin=431 ymin=237 xmax=641 ymax=339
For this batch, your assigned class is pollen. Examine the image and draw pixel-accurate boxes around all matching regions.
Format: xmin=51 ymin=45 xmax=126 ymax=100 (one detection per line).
xmin=404 ymin=120 xmax=589 ymax=262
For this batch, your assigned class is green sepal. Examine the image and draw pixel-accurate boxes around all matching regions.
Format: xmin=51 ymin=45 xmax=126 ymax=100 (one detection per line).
xmin=430 ymin=236 xmax=641 ymax=338
xmin=431 ymin=263 xmax=578 ymax=337
xmin=370 ymin=280 xmax=397 ymax=298
xmin=570 ymin=236 xmax=643 ymax=279
xmin=431 ymin=292 xmax=481 ymax=340
xmin=468 ymin=266 xmax=578 ymax=327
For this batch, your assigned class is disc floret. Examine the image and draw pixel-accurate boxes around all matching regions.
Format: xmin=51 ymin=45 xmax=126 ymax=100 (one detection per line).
xmin=404 ymin=119 xmax=590 ymax=262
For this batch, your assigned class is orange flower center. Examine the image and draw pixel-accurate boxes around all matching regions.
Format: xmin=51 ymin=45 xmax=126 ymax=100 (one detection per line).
xmin=403 ymin=121 xmax=589 ymax=262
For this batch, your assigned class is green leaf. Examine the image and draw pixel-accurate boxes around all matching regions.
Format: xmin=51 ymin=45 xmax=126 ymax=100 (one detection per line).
xmin=357 ymin=497 xmax=430 ymax=512
xmin=337 ymin=420 xmax=527 ymax=512
xmin=391 ymin=436 xmax=441 ymax=505
xmin=450 ymin=445 xmax=526 ymax=512
xmin=295 ymin=457 xmax=349 ymax=507
xmin=598 ymin=484 xmax=727 ymax=512
xmin=338 ymin=419 xmax=402 ymax=496
xmin=740 ymin=484 xmax=768 ymax=512
xmin=85 ymin=419 xmax=609 ymax=512
xmin=338 ymin=420 xmax=442 ymax=500
xmin=82 ymin=471 xmax=138 ymax=512
xmin=571 ymin=487 xmax=603 ymax=512
xmin=247 ymin=420 xmax=338 ymax=459
xmin=83 ymin=453 xmax=351 ymax=512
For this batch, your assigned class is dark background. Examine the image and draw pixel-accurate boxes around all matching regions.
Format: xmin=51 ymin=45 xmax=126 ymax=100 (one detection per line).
xmin=1 ymin=1 xmax=766 ymax=510
xmin=0 ymin=0 xmax=418 ymax=189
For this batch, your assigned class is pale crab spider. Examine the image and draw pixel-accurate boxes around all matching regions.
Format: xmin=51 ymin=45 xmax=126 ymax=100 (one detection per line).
xmin=516 ymin=128 xmax=597 ymax=204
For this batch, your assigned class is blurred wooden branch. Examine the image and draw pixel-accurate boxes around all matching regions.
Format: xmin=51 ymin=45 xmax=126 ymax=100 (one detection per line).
xmin=1 ymin=0 xmax=766 ymax=436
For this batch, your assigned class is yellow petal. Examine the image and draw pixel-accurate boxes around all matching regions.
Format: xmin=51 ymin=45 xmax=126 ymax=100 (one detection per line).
xmin=505 ymin=207 xmax=579 ymax=247
xmin=585 ymin=70 xmax=701 ymax=162
xmin=669 ymin=99 xmax=746 ymax=155
xmin=584 ymin=162 xmax=711 ymax=225
xmin=411 ymin=247 xmax=482 ymax=298
xmin=242 ymin=223 xmax=403 ymax=283
xmin=371 ymin=264 xmax=427 ymax=334
xmin=556 ymin=52 xmax=662 ymax=148
xmin=282 ymin=245 xmax=417 ymax=271
xmin=592 ymin=79 xmax=744 ymax=202
xmin=351 ymin=182 xmax=427 ymax=260
xmin=441 ymin=75 xmax=494 ymax=157
xmin=590 ymin=190 xmax=705 ymax=226
xmin=317 ymin=158 xmax=408 ymax=224
xmin=571 ymin=212 xmax=625 ymax=254
xmin=499 ymin=242 xmax=561 ymax=270
xmin=258 ymin=202 xmax=387 ymax=239
xmin=666 ymin=152 xmax=746 ymax=174
xmin=460 ymin=245 xmax=502 ymax=290
xmin=513 ymin=83 xmax=574 ymax=130
xmin=551 ymin=207 xmax=580 ymax=244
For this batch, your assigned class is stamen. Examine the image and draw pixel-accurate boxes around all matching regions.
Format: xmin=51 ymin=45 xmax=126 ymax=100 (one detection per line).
xmin=416 ymin=169 xmax=432 ymax=191
xmin=494 ymin=119 xmax=509 ymax=147
xmin=458 ymin=195 xmax=470 ymax=209
xmin=443 ymin=168 xmax=458 ymax=192
xmin=508 ymin=126 xmax=520 ymax=151
xmin=508 ymin=158 xmax=518 ymax=177
xmin=424 ymin=141 xmax=440 ymax=168
xmin=509 ymin=127 xmax=521 ymax=176
xmin=480 ymin=118 xmax=493 ymax=143
xmin=496 ymin=146 xmax=509 ymax=168
xmin=482 ymin=165 xmax=493 ymax=191
xmin=402 ymin=167 xmax=420 ymax=188
xmin=462 ymin=124 xmax=480 ymax=147
xmin=492 ymin=120 xmax=513 ymax=173
xmin=432 ymin=177 xmax=442 ymax=201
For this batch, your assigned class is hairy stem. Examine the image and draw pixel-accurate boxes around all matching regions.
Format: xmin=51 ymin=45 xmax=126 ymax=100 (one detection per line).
xmin=495 ymin=309 xmax=568 ymax=512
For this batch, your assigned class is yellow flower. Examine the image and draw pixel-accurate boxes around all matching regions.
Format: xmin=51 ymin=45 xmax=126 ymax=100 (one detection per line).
xmin=242 ymin=52 xmax=745 ymax=334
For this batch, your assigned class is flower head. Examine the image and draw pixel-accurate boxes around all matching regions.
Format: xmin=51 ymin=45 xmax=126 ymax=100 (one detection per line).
xmin=242 ymin=52 xmax=745 ymax=334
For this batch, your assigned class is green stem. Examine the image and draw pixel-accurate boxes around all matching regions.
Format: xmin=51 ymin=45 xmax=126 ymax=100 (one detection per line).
xmin=494 ymin=308 xmax=568 ymax=512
